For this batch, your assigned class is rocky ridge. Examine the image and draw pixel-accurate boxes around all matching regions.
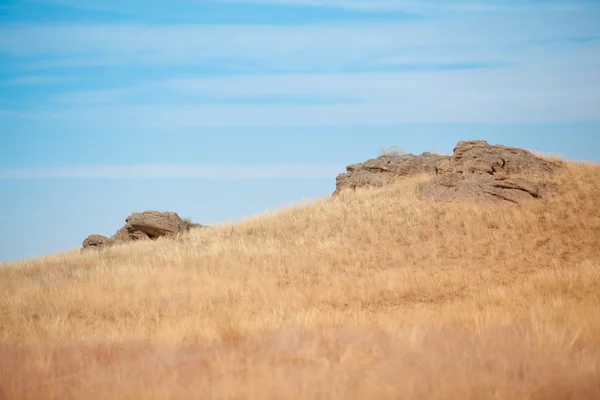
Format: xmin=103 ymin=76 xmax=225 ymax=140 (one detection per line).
xmin=335 ymin=140 xmax=562 ymax=203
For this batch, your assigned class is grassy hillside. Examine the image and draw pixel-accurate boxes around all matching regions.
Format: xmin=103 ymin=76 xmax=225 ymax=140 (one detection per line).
xmin=1 ymin=161 xmax=599 ymax=399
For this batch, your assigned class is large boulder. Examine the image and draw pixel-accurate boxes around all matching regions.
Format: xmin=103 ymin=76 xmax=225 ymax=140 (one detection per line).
xmin=82 ymin=234 xmax=114 ymax=250
xmin=124 ymin=211 xmax=190 ymax=239
xmin=438 ymin=140 xmax=558 ymax=176
xmin=421 ymin=140 xmax=562 ymax=204
xmin=335 ymin=152 xmax=450 ymax=194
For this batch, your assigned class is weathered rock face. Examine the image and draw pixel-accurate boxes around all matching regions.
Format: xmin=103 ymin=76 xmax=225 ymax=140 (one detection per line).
xmin=421 ymin=140 xmax=562 ymax=204
xmin=82 ymin=234 xmax=114 ymax=250
xmin=334 ymin=140 xmax=562 ymax=204
xmin=421 ymin=174 xmax=545 ymax=204
xmin=110 ymin=226 xmax=150 ymax=242
xmin=440 ymin=140 xmax=558 ymax=176
xmin=334 ymin=152 xmax=450 ymax=194
xmin=82 ymin=211 xmax=204 ymax=251
xmin=125 ymin=211 xmax=190 ymax=239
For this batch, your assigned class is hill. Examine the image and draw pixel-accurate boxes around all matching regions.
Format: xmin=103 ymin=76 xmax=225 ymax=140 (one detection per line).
xmin=1 ymin=143 xmax=599 ymax=399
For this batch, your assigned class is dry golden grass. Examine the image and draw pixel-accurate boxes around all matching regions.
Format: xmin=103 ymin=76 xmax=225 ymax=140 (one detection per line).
xmin=1 ymin=161 xmax=600 ymax=399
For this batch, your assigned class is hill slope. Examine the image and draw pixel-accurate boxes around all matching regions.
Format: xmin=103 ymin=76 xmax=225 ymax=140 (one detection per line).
xmin=1 ymin=161 xmax=599 ymax=399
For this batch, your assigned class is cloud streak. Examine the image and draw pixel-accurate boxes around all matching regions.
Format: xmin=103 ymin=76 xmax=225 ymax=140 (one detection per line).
xmin=223 ymin=0 xmax=592 ymax=12
xmin=2 ymin=9 xmax=598 ymax=70
xmin=0 ymin=75 xmax=80 ymax=85
xmin=0 ymin=164 xmax=345 ymax=180
xmin=26 ymin=0 xmax=597 ymax=14
xmin=51 ymin=68 xmax=600 ymax=103
xmin=1 ymin=3 xmax=598 ymax=127
xmin=27 ymin=67 xmax=600 ymax=124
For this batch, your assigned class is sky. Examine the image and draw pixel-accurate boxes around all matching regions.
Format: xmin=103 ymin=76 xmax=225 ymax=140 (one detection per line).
xmin=1 ymin=1 xmax=599 ymax=262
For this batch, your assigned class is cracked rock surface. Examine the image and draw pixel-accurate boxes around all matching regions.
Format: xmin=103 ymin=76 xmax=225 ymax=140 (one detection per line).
xmin=421 ymin=140 xmax=561 ymax=204
xmin=335 ymin=140 xmax=562 ymax=204
xmin=334 ymin=152 xmax=450 ymax=194
xmin=81 ymin=234 xmax=114 ymax=250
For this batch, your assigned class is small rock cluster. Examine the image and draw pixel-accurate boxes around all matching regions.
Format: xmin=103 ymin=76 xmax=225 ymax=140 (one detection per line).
xmin=82 ymin=211 xmax=203 ymax=250
xmin=335 ymin=140 xmax=562 ymax=203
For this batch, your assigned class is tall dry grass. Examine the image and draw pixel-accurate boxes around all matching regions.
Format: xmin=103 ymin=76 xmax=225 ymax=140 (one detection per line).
xmin=1 ymin=162 xmax=599 ymax=399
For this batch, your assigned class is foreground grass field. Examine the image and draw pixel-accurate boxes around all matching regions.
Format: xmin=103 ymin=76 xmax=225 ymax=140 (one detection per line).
xmin=1 ymin=161 xmax=599 ymax=399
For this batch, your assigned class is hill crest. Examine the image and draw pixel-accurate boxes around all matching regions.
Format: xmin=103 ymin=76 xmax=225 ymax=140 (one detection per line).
xmin=1 ymin=141 xmax=599 ymax=400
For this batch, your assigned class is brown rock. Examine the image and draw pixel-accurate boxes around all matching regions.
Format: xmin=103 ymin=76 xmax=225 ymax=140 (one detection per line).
xmin=124 ymin=211 xmax=190 ymax=239
xmin=421 ymin=174 xmax=543 ymax=204
xmin=130 ymin=230 xmax=151 ymax=241
xmin=82 ymin=211 xmax=205 ymax=250
xmin=448 ymin=140 xmax=559 ymax=176
xmin=333 ymin=140 xmax=562 ymax=204
xmin=334 ymin=152 xmax=450 ymax=194
xmin=82 ymin=234 xmax=114 ymax=250
xmin=111 ymin=226 xmax=150 ymax=242
xmin=421 ymin=140 xmax=562 ymax=204
xmin=111 ymin=227 xmax=133 ymax=242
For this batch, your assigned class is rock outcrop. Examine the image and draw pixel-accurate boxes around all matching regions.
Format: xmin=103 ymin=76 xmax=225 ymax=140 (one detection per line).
xmin=82 ymin=234 xmax=114 ymax=250
xmin=435 ymin=140 xmax=558 ymax=176
xmin=421 ymin=140 xmax=561 ymax=204
xmin=334 ymin=140 xmax=562 ymax=204
xmin=334 ymin=152 xmax=450 ymax=194
xmin=82 ymin=211 xmax=203 ymax=251
xmin=125 ymin=211 xmax=191 ymax=239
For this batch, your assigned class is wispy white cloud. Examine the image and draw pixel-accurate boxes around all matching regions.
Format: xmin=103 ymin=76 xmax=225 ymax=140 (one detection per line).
xmin=54 ymin=67 xmax=597 ymax=101
xmin=53 ymin=88 xmax=130 ymax=103
xmin=220 ymin=0 xmax=592 ymax=12
xmin=25 ymin=0 xmax=595 ymax=14
xmin=1 ymin=9 xmax=598 ymax=70
xmin=6 ymin=88 xmax=599 ymax=127
xmin=2 ymin=4 xmax=598 ymax=126
xmin=0 ymin=24 xmax=435 ymax=64
xmin=41 ymin=66 xmax=600 ymax=124
xmin=0 ymin=163 xmax=345 ymax=180
xmin=0 ymin=75 xmax=80 ymax=85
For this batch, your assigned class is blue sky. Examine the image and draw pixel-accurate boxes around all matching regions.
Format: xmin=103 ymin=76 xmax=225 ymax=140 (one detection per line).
xmin=1 ymin=0 xmax=599 ymax=262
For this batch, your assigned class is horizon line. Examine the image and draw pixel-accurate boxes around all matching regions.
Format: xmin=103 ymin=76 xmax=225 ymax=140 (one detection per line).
xmin=0 ymin=163 xmax=347 ymax=180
